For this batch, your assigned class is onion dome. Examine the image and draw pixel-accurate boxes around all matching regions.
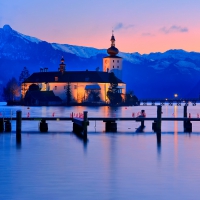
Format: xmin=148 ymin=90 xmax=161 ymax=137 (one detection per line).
xmin=107 ymin=46 xmax=119 ymax=56
xmin=107 ymin=33 xmax=119 ymax=56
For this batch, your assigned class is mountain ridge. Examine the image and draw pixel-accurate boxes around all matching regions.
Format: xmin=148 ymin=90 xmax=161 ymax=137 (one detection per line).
xmin=0 ymin=24 xmax=200 ymax=99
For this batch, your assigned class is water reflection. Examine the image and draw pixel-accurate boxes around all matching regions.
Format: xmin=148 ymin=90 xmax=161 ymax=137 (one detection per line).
xmin=1 ymin=128 xmax=200 ymax=198
xmin=174 ymin=106 xmax=179 ymax=168
xmin=16 ymin=134 xmax=21 ymax=149
xmin=73 ymin=132 xmax=88 ymax=152
xmin=106 ymin=106 xmax=118 ymax=117
xmin=156 ymin=132 xmax=161 ymax=156
xmin=108 ymin=135 xmax=118 ymax=197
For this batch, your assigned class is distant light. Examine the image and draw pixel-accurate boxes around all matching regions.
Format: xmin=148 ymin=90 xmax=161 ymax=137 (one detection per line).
xmin=165 ymin=98 xmax=168 ymax=101
xmin=174 ymin=94 xmax=178 ymax=98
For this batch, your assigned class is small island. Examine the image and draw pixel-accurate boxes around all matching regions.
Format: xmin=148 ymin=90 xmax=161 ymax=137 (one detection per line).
xmin=3 ymin=33 xmax=139 ymax=106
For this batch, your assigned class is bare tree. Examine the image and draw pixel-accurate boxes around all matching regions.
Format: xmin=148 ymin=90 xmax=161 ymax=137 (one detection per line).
xmin=19 ymin=67 xmax=30 ymax=99
xmin=3 ymin=77 xmax=20 ymax=102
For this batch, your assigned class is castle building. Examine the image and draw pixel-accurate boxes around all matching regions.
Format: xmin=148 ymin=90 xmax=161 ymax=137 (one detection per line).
xmin=22 ymin=34 xmax=126 ymax=105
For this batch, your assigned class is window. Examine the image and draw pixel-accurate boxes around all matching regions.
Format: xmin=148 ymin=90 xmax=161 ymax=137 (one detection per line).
xmin=113 ymin=60 xmax=114 ymax=63
xmin=113 ymin=66 xmax=114 ymax=68
xmin=55 ymin=86 xmax=57 ymax=90
xmin=117 ymin=60 xmax=119 ymax=63
xmin=64 ymin=86 xmax=66 ymax=89
xmin=117 ymin=66 xmax=119 ymax=68
xmin=55 ymin=77 xmax=58 ymax=81
xmin=74 ymin=85 xmax=77 ymax=89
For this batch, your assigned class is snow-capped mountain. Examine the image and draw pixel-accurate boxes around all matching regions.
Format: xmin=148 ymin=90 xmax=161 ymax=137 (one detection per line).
xmin=51 ymin=43 xmax=107 ymax=59
xmin=0 ymin=24 xmax=200 ymax=99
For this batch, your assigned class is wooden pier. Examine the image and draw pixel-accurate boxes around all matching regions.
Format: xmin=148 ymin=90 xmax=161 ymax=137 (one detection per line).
xmin=0 ymin=106 xmax=199 ymax=141
xmin=138 ymin=98 xmax=199 ymax=106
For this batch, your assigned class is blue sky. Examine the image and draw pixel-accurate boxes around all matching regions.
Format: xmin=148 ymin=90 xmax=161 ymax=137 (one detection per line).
xmin=1 ymin=0 xmax=200 ymax=53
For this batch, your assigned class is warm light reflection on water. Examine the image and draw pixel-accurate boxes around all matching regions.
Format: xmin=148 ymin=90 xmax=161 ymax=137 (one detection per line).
xmin=0 ymin=105 xmax=200 ymax=199
xmin=173 ymin=106 xmax=179 ymax=169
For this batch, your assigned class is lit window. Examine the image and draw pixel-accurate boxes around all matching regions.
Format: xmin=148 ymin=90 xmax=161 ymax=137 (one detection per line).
xmin=55 ymin=86 xmax=57 ymax=90
xmin=55 ymin=77 xmax=58 ymax=81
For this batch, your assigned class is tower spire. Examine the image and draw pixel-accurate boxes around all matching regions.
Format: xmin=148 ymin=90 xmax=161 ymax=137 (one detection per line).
xmin=111 ymin=30 xmax=115 ymax=47
xmin=107 ymin=32 xmax=118 ymax=56
xmin=59 ymin=56 xmax=66 ymax=73
xmin=103 ymin=32 xmax=123 ymax=81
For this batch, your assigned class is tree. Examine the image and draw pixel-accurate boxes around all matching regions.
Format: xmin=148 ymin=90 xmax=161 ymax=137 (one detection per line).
xmin=28 ymin=84 xmax=40 ymax=91
xmin=3 ymin=77 xmax=20 ymax=102
xmin=66 ymin=82 xmax=72 ymax=105
xmin=19 ymin=67 xmax=30 ymax=99
xmin=107 ymin=72 xmax=122 ymax=105
xmin=86 ymin=90 xmax=100 ymax=102
xmin=125 ymin=91 xmax=139 ymax=105
xmin=19 ymin=66 xmax=30 ymax=83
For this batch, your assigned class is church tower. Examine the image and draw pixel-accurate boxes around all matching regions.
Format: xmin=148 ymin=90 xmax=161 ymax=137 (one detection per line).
xmin=59 ymin=56 xmax=66 ymax=73
xmin=103 ymin=32 xmax=123 ymax=80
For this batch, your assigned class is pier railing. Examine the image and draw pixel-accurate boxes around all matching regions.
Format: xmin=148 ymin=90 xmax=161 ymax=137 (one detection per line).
xmin=0 ymin=106 xmax=197 ymax=140
xmin=138 ymin=98 xmax=199 ymax=106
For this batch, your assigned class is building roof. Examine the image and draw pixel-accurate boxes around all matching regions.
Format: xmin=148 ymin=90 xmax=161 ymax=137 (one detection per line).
xmin=24 ymin=71 xmax=124 ymax=84
xmin=85 ymin=84 xmax=101 ymax=90
xmin=104 ymin=55 xmax=122 ymax=59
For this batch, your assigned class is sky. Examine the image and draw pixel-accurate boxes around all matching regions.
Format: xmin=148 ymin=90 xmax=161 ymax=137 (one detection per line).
xmin=0 ymin=0 xmax=200 ymax=54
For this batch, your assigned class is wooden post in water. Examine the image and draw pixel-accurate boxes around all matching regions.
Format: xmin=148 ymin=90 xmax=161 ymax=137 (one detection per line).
xmin=156 ymin=106 xmax=162 ymax=144
xmin=141 ymin=110 xmax=145 ymax=128
xmin=183 ymin=105 xmax=187 ymax=131
xmin=16 ymin=110 xmax=22 ymax=134
xmin=16 ymin=110 xmax=22 ymax=144
xmin=157 ymin=131 xmax=161 ymax=145
xmin=183 ymin=105 xmax=192 ymax=132
xmin=0 ymin=118 xmax=4 ymax=132
xmin=156 ymin=106 xmax=162 ymax=132
xmin=83 ymin=111 xmax=88 ymax=139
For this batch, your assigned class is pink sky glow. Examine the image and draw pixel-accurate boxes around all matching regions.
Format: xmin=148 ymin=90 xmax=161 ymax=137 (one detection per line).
xmin=0 ymin=0 xmax=200 ymax=54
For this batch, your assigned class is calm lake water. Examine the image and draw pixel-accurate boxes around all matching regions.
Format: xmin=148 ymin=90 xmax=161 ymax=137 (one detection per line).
xmin=1 ymin=103 xmax=200 ymax=199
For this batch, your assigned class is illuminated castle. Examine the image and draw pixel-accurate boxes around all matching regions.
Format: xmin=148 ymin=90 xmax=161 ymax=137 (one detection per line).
xmin=22 ymin=34 xmax=126 ymax=105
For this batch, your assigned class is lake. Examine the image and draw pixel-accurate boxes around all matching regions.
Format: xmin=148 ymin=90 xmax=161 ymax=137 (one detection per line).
xmin=0 ymin=104 xmax=200 ymax=199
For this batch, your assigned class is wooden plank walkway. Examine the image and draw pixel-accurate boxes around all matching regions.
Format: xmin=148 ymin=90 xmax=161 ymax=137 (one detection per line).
xmin=2 ymin=117 xmax=200 ymax=121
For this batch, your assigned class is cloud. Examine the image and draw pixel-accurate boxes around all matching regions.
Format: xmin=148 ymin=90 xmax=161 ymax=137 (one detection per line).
xmin=160 ymin=25 xmax=188 ymax=34
xmin=113 ymin=22 xmax=134 ymax=31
